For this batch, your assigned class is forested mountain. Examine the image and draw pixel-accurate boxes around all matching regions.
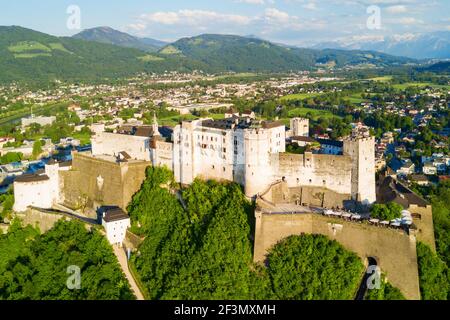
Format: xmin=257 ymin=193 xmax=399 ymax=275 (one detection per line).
xmin=420 ymin=61 xmax=450 ymax=74
xmin=0 ymin=26 xmax=416 ymax=84
xmin=72 ymin=26 xmax=167 ymax=52
xmin=0 ymin=26 xmax=205 ymax=84
xmin=161 ymin=34 xmax=415 ymax=72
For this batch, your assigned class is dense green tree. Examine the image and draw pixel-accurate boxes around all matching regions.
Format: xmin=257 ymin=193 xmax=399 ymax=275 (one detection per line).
xmin=365 ymin=275 xmax=405 ymax=300
xmin=266 ymin=235 xmax=363 ymax=300
xmin=0 ymin=152 xmax=23 ymax=164
xmin=130 ymin=168 xmax=369 ymax=300
xmin=0 ymin=220 xmax=135 ymax=300
xmin=416 ymin=242 xmax=449 ymax=300
xmin=32 ymin=140 xmax=43 ymax=159
xmin=430 ymin=181 xmax=450 ymax=266
xmin=0 ymin=190 xmax=14 ymax=222
xmin=370 ymin=202 xmax=402 ymax=221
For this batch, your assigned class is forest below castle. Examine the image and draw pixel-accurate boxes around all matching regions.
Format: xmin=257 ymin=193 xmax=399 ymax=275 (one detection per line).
xmin=0 ymin=167 xmax=448 ymax=300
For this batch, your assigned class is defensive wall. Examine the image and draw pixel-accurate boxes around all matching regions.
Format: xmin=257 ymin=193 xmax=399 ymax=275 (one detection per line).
xmin=253 ymin=195 xmax=421 ymax=300
xmin=60 ymin=152 xmax=150 ymax=214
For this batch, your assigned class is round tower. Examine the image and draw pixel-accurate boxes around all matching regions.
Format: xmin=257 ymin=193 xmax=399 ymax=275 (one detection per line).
xmin=243 ymin=128 xmax=273 ymax=197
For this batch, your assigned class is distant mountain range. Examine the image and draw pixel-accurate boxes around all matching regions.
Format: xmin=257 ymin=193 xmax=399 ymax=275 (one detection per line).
xmin=0 ymin=25 xmax=443 ymax=84
xmin=312 ymin=31 xmax=450 ymax=60
xmin=0 ymin=26 xmax=204 ymax=84
xmin=159 ymin=34 xmax=415 ymax=72
xmin=73 ymin=27 xmax=167 ymax=52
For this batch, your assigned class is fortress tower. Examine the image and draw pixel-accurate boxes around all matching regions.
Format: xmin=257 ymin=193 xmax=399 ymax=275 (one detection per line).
xmin=243 ymin=128 xmax=273 ymax=197
xmin=44 ymin=160 xmax=61 ymax=204
xmin=290 ymin=117 xmax=309 ymax=137
xmin=343 ymin=135 xmax=376 ymax=205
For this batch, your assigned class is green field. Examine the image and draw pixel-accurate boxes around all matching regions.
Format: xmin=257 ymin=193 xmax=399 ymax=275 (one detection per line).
xmin=392 ymin=82 xmax=450 ymax=91
xmin=8 ymin=41 xmax=72 ymax=59
xmin=158 ymin=113 xmax=226 ymax=127
xmin=343 ymin=93 xmax=369 ymax=105
xmin=215 ymin=72 xmax=258 ymax=80
xmin=138 ymin=54 xmax=165 ymax=62
xmin=159 ymin=45 xmax=183 ymax=55
xmin=8 ymin=41 xmax=51 ymax=53
xmin=286 ymin=107 xmax=340 ymax=120
xmin=368 ymin=76 xmax=393 ymax=82
xmin=14 ymin=53 xmax=52 ymax=59
xmin=158 ymin=114 xmax=197 ymax=127
xmin=281 ymin=92 xmax=325 ymax=101
xmin=48 ymin=43 xmax=72 ymax=54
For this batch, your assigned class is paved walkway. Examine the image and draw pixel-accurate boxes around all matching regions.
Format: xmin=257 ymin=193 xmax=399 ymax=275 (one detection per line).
xmin=112 ymin=245 xmax=145 ymax=300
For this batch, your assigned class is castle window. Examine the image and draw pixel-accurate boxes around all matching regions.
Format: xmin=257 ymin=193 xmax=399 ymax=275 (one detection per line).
xmin=223 ymin=148 xmax=226 ymax=153
xmin=412 ymin=213 xmax=422 ymax=220
xmin=212 ymin=165 xmax=215 ymax=169
xmin=223 ymin=167 xmax=226 ymax=172
xmin=309 ymin=179 xmax=312 ymax=183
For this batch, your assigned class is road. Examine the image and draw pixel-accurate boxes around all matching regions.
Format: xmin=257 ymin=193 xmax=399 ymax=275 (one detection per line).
xmin=112 ymin=245 xmax=145 ymax=301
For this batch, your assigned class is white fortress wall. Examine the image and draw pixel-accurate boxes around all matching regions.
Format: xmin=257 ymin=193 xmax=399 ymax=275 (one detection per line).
xmin=92 ymin=132 xmax=151 ymax=161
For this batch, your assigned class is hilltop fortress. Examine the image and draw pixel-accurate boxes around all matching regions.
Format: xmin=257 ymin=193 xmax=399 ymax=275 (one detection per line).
xmin=173 ymin=116 xmax=375 ymax=205
xmin=12 ymin=114 xmax=435 ymax=299
xmin=13 ymin=115 xmax=376 ymax=212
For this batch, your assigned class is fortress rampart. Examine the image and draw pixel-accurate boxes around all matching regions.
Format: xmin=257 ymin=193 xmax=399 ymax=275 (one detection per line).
xmin=60 ymin=152 xmax=149 ymax=213
xmin=254 ymin=210 xmax=421 ymax=300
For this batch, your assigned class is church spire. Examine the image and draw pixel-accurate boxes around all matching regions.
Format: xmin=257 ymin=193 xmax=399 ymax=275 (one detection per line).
xmin=152 ymin=111 xmax=160 ymax=136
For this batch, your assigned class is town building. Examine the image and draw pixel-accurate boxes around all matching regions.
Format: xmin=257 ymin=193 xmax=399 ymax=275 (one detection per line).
xmin=102 ymin=207 xmax=131 ymax=246
xmin=290 ymin=117 xmax=309 ymax=137
xmin=13 ymin=159 xmax=71 ymax=212
xmin=21 ymin=115 xmax=56 ymax=129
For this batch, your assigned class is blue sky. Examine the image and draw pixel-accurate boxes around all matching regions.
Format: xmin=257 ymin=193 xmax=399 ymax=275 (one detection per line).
xmin=1 ymin=0 xmax=449 ymax=45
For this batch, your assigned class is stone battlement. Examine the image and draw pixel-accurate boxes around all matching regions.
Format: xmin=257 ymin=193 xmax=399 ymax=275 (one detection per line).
xmin=254 ymin=208 xmax=421 ymax=300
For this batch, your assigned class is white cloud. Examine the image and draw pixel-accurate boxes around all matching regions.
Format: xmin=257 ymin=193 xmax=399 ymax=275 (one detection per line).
xmin=127 ymin=23 xmax=146 ymax=32
xmin=238 ymin=0 xmax=266 ymax=4
xmin=140 ymin=10 xmax=252 ymax=27
xmin=264 ymin=8 xmax=291 ymax=24
xmin=385 ymin=5 xmax=408 ymax=13
xmin=396 ymin=17 xmax=423 ymax=25
xmin=303 ymin=2 xmax=318 ymax=10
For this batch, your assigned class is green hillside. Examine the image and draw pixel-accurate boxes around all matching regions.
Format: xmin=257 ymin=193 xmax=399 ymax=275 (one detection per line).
xmin=0 ymin=26 xmax=205 ymax=84
xmin=72 ymin=26 xmax=164 ymax=52
xmin=0 ymin=27 xmax=417 ymax=84
xmin=162 ymin=34 xmax=415 ymax=72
